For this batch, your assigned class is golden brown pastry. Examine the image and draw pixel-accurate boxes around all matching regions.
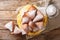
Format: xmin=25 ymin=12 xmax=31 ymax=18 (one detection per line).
xmin=17 ymin=4 xmax=48 ymax=38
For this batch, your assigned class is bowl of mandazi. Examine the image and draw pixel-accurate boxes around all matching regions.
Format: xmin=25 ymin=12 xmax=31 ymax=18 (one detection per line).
xmin=17 ymin=4 xmax=48 ymax=39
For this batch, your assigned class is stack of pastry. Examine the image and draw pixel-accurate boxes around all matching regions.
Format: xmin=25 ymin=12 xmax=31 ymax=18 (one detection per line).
xmin=17 ymin=4 xmax=48 ymax=36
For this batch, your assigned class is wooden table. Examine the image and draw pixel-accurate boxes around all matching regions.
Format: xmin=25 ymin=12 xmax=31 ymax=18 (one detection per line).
xmin=0 ymin=0 xmax=60 ymax=40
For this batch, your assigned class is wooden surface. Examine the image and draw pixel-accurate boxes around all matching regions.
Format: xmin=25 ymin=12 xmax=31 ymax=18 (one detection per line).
xmin=0 ymin=0 xmax=60 ymax=40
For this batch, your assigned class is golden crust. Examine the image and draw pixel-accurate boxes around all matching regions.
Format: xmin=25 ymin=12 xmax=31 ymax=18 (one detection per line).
xmin=17 ymin=4 xmax=48 ymax=36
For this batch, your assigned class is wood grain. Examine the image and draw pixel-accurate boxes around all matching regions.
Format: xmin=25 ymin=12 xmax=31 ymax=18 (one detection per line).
xmin=0 ymin=0 xmax=42 ymax=11
xmin=0 ymin=0 xmax=60 ymax=40
xmin=0 ymin=0 xmax=20 ymax=11
xmin=0 ymin=30 xmax=26 ymax=40
xmin=0 ymin=11 xmax=17 ymax=20
xmin=44 ymin=28 xmax=60 ymax=40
